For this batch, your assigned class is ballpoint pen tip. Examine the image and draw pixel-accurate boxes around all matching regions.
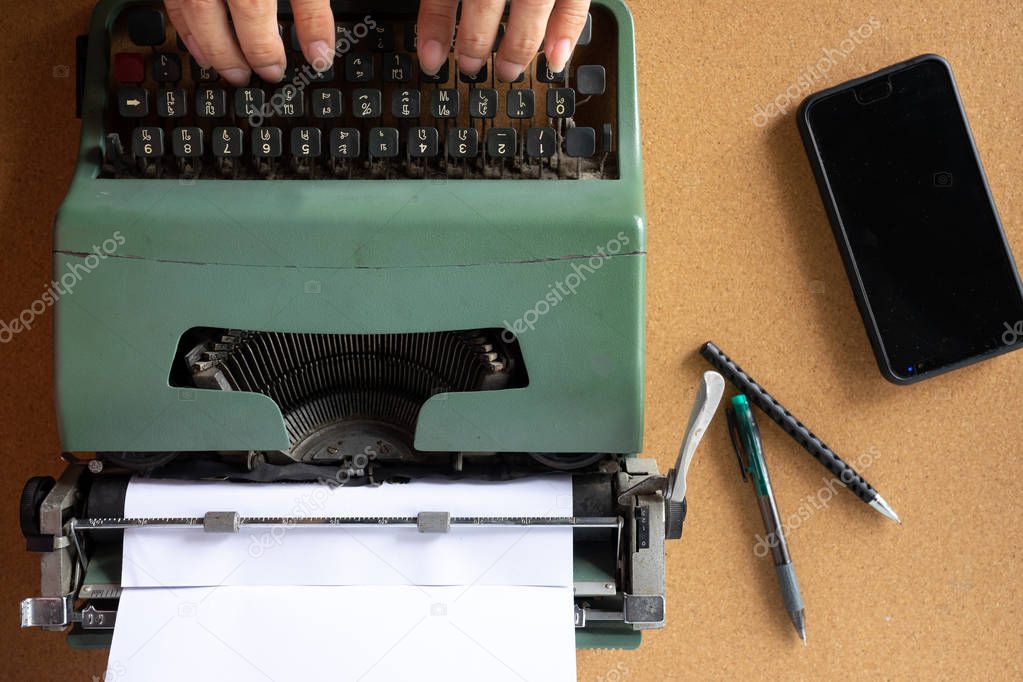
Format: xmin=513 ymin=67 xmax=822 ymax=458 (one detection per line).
xmin=869 ymin=494 xmax=901 ymax=524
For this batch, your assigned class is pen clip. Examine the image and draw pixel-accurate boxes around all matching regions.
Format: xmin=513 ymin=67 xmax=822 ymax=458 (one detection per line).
xmin=725 ymin=406 xmax=748 ymax=482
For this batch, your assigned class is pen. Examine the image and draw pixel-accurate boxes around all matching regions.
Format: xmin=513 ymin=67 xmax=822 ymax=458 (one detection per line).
xmin=701 ymin=341 xmax=900 ymax=523
xmin=728 ymin=393 xmax=807 ymax=644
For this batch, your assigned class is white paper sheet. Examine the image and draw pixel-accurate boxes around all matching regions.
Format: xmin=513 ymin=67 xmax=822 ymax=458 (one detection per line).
xmin=106 ymin=584 xmax=577 ymax=682
xmin=122 ymin=477 xmax=573 ymax=588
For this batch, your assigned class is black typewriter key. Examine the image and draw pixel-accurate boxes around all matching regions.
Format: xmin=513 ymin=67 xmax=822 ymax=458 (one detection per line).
xmin=235 ymin=87 xmax=265 ymax=118
xmin=506 ymin=89 xmax=534 ymax=119
xmin=345 ymin=53 xmax=374 ymax=82
xmin=526 ymin=127 xmax=556 ymax=158
xmin=126 ymin=7 xmax=166 ymax=46
xmin=487 ymin=128 xmax=517 ymax=158
xmin=288 ymin=62 xmax=334 ymax=84
xmin=578 ymin=13 xmax=593 ymax=46
xmin=576 ymin=65 xmax=606 ymax=96
xmin=156 ymin=88 xmax=187 ymax=118
xmin=431 ymin=89 xmax=459 ymax=118
xmin=117 ymin=87 xmax=149 ymax=117
xmin=291 ymin=127 xmax=322 ymax=158
xmin=547 ymin=88 xmax=575 ymax=118
xmin=271 ymin=86 xmax=304 ymax=117
xmin=370 ymin=24 xmax=395 ymax=52
xmin=384 ymin=53 xmax=412 ymax=82
xmin=312 ymin=88 xmax=342 ymax=118
xmin=132 ymin=127 xmax=164 ymax=157
xmin=176 ymin=33 xmax=186 ymax=51
xmin=368 ymin=127 xmax=399 ymax=158
xmin=420 ymin=59 xmax=450 ymax=83
xmin=352 ymin=89 xmax=382 ymax=118
xmin=459 ymin=63 xmax=488 ymax=84
xmin=469 ymin=88 xmax=498 ymax=119
xmin=212 ymin=127 xmax=244 ymax=157
xmin=408 ymin=127 xmax=439 ymax=158
xmin=329 ymin=128 xmax=360 ymax=158
xmin=392 ymin=89 xmax=421 ymax=118
xmin=602 ymin=123 xmax=614 ymax=152
xmin=171 ymin=127 xmax=203 ymax=157
xmin=564 ymin=127 xmax=596 ymax=157
xmin=196 ymin=87 xmax=227 ymax=117
xmin=190 ymin=59 xmax=218 ymax=82
xmin=536 ymin=55 xmax=566 ymax=84
xmin=403 ymin=22 xmax=417 ymax=51
xmin=153 ymin=53 xmax=181 ymax=83
xmin=447 ymin=128 xmax=478 ymax=158
xmin=252 ymin=127 xmax=283 ymax=157
xmin=335 ymin=22 xmax=356 ymax=46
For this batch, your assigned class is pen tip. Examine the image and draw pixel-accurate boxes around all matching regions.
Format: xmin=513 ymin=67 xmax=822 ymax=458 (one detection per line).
xmin=790 ymin=609 xmax=807 ymax=645
xmin=869 ymin=494 xmax=901 ymax=524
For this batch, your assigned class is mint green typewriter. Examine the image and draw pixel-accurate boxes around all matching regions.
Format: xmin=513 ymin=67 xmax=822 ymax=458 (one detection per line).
xmin=18 ymin=0 xmax=706 ymax=652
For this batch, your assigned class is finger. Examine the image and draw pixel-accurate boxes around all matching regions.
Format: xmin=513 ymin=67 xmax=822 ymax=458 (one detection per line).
xmin=226 ymin=0 xmax=286 ymax=83
xmin=544 ymin=0 xmax=589 ymax=72
xmin=167 ymin=0 xmax=213 ymax=66
xmin=454 ymin=0 xmax=505 ymax=77
xmin=291 ymin=0 xmax=335 ymax=71
xmin=496 ymin=0 xmax=556 ymax=82
xmin=416 ymin=0 xmax=458 ymax=76
xmin=183 ymin=0 xmax=251 ymax=85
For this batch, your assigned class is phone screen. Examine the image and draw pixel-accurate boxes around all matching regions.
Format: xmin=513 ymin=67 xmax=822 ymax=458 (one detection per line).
xmin=804 ymin=58 xmax=1023 ymax=380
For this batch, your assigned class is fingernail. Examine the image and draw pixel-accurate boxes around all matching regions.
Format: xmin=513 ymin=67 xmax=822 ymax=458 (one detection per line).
xmin=220 ymin=67 xmax=251 ymax=86
xmin=183 ymin=35 xmax=209 ymax=67
xmin=547 ymin=37 xmax=572 ymax=73
xmin=419 ymin=39 xmax=446 ymax=75
xmin=309 ymin=40 xmax=334 ymax=71
xmin=495 ymin=59 xmax=525 ymax=83
xmin=257 ymin=63 xmax=285 ymax=83
xmin=457 ymin=54 xmax=483 ymax=76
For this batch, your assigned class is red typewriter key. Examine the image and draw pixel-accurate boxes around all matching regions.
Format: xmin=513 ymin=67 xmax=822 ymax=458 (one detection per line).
xmin=113 ymin=52 xmax=145 ymax=83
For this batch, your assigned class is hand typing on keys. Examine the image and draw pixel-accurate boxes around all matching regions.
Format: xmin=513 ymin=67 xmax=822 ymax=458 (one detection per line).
xmin=164 ymin=0 xmax=593 ymax=86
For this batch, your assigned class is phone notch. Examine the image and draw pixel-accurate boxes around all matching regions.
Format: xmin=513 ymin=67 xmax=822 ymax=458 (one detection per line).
xmin=853 ymin=77 xmax=893 ymax=105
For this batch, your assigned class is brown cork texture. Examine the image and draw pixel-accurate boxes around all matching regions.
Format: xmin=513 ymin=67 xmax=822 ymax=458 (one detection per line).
xmin=1 ymin=1 xmax=1021 ymax=680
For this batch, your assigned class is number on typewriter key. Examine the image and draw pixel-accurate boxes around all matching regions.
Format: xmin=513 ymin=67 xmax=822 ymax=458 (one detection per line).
xmin=196 ymin=87 xmax=227 ymax=117
xmin=345 ymin=53 xmax=374 ymax=82
xmin=506 ymin=89 xmax=534 ymax=119
xmin=312 ymin=89 xmax=342 ymax=118
xmin=272 ymin=86 xmax=304 ymax=117
xmin=448 ymin=128 xmax=478 ymax=158
xmin=370 ymin=25 xmax=395 ymax=52
xmin=157 ymin=89 xmax=186 ymax=118
xmin=132 ymin=127 xmax=164 ymax=158
xmin=353 ymin=89 xmax=382 ymax=118
xmin=153 ymin=53 xmax=181 ymax=83
xmin=526 ymin=128 xmax=556 ymax=158
xmin=212 ymin=127 xmax=243 ymax=157
xmin=536 ymin=54 xmax=566 ymax=84
xmin=171 ymin=127 xmax=203 ymax=158
xmin=118 ymin=87 xmax=149 ymax=117
xmin=431 ymin=89 xmax=459 ymax=118
xmin=487 ymin=128 xmax=517 ymax=158
xmin=392 ymin=89 xmax=421 ymax=118
xmin=291 ymin=127 xmax=322 ymax=158
xmin=470 ymin=89 xmax=498 ymax=119
xmin=547 ymin=88 xmax=575 ymax=118
xmin=330 ymin=128 xmax=360 ymax=159
xmin=252 ymin=127 xmax=283 ymax=158
xmin=384 ymin=53 xmax=412 ymax=82
xmin=235 ymin=88 xmax=265 ymax=118
xmin=190 ymin=59 xmax=218 ymax=82
xmin=408 ymin=127 xmax=439 ymax=158
xmin=564 ymin=127 xmax=596 ymax=157
xmin=368 ymin=127 xmax=399 ymax=158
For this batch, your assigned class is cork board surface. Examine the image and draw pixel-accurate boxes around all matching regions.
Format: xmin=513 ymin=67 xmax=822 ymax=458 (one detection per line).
xmin=1 ymin=1 xmax=1022 ymax=680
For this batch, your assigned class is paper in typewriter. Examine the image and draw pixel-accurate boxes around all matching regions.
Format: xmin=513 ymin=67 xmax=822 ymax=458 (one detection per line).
xmin=109 ymin=477 xmax=577 ymax=681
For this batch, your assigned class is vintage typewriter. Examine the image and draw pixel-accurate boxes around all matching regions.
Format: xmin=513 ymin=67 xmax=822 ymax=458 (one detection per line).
xmin=18 ymin=0 xmax=711 ymax=651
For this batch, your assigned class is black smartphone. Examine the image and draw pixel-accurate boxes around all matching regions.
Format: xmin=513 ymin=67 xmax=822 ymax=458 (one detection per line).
xmin=798 ymin=54 xmax=1023 ymax=384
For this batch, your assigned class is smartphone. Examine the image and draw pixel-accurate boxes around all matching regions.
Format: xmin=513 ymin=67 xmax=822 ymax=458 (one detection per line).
xmin=798 ymin=54 xmax=1023 ymax=384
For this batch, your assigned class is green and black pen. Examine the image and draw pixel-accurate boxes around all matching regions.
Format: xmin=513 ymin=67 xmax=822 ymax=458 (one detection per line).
xmin=728 ymin=393 xmax=807 ymax=644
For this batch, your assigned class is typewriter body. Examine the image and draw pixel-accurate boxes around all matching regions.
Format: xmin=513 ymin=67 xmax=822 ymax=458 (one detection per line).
xmin=19 ymin=0 xmax=689 ymax=651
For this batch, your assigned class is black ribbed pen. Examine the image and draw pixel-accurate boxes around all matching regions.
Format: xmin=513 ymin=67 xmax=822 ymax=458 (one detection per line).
xmin=700 ymin=341 xmax=900 ymax=523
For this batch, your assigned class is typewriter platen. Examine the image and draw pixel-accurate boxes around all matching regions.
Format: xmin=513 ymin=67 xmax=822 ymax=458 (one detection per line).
xmin=19 ymin=0 xmax=703 ymax=652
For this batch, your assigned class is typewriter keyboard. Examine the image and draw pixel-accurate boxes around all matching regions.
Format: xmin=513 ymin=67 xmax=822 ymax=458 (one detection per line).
xmin=102 ymin=5 xmax=620 ymax=180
